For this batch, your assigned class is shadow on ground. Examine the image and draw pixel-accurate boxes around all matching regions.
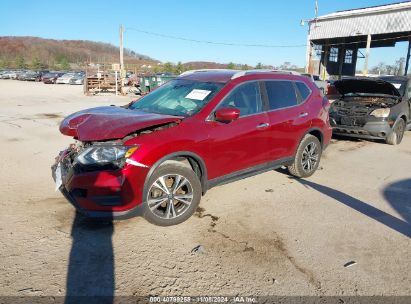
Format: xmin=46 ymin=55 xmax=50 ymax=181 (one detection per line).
xmin=383 ymin=179 xmax=411 ymax=227
xmin=277 ymin=168 xmax=411 ymax=238
xmin=65 ymin=212 xmax=114 ymax=304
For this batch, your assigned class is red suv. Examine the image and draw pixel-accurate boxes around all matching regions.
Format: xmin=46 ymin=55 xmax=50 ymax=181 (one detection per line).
xmin=52 ymin=70 xmax=332 ymax=226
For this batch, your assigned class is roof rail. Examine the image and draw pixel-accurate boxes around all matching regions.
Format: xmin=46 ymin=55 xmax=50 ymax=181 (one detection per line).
xmin=179 ymin=69 xmax=302 ymax=79
xmin=231 ymin=69 xmax=301 ymax=79
xmin=179 ymin=69 xmax=239 ymax=77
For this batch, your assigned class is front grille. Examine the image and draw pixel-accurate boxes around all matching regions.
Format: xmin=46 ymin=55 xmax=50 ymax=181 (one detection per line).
xmin=337 ymin=107 xmax=369 ymax=116
xmin=340 ymin=116 xmax=367 ymax=127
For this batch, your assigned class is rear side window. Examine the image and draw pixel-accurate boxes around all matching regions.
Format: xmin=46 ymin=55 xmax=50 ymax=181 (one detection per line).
xmin=265 ymin=81 xmax=298 ymax=110
xmin=296 ymin=82 xmax=311 ymax=101
xmin=218 ymin=81 xmax=262 ymax=117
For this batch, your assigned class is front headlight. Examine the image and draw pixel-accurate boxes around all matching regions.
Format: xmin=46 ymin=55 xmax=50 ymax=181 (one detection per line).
xmin=370 ymin=108 xmax=390 ymax=118
xmin=76 ymin=145 xmax=138 ymax=165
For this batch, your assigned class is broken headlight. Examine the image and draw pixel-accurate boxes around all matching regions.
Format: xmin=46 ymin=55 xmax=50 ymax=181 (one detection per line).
xmin=370 ymin=108 xmax=390 ymax=118
xmin=76 ymin=145 xmax=138 ymax=165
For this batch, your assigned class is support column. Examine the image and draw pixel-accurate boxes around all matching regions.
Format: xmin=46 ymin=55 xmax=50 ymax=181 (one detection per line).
xmin=363 ymin=33 xmax=372 ymax=76
xmin=321 ymin=44 xmax=329 ymax=80
xmin=404 ymin=40 xmax=411 ymax=76
xmin=305 ymin=25 xmax=313 ymax=74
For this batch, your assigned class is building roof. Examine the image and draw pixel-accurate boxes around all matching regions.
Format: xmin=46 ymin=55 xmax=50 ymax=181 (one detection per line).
xmin=309 ymin=1 xmax=411 ymax=41
xmin=317 ymin=1 xmax=411 ymax=21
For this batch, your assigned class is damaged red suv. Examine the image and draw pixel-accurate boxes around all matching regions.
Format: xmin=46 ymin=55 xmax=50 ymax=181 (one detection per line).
xmin=52 ymin=70 xmax=332 ymax=225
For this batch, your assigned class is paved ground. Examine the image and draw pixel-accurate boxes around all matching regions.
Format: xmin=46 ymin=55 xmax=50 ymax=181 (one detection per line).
xmin=0 ymin=80 xmax=410 ymax=298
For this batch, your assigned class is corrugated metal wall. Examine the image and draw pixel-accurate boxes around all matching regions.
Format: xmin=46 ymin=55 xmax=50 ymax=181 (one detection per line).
xmin=310 ymin=8 xmax=411 ymax=40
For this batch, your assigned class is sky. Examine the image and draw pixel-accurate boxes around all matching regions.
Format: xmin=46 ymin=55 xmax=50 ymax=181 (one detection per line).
xmin=0 ymin=0 xmax=409 ymax=68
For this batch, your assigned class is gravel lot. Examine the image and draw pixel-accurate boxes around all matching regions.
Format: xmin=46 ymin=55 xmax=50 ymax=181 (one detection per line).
xmin=0 ymin=80 xmax=410 ymax=299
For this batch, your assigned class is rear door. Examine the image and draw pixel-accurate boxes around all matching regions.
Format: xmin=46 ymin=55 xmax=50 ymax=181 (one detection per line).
xmin=263 ymin=80 xmax=312 ymax=160
xmin=205 ymin=81 xmax=270 ymax=179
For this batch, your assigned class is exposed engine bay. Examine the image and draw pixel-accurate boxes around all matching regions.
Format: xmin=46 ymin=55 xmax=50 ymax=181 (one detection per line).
xmin=332 ymin=96 xmax=399 ymax=114
xmin=330 ymin=95 xmax=399 ymax=128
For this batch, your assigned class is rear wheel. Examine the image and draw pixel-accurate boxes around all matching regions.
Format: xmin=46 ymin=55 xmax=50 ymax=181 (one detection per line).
xmin=143 ymin=162 xmax=201 ymax=226
xmin=288 ymin=134 xmax=322 ymax=178
xmin=386 ymin=119 xmax=405 ymax=145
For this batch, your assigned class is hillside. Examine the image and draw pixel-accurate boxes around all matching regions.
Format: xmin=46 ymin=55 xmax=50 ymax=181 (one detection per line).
xmin=0 ymin=36 xmax=159 ymax=69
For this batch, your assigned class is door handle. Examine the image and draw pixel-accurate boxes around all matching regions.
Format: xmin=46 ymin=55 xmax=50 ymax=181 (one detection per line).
xmin=298 ymin=112 xmax=308 ymax=118
xmin=256 ymin=123 xmax=270 ymax=129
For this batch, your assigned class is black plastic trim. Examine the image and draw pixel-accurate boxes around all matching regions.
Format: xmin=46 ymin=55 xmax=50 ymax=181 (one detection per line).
xmin=207 ymin=157 xmax=294 ymax=189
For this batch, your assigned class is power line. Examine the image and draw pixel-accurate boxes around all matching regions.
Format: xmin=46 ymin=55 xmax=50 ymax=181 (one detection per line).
xmin=125 ymin=27 xmax=307 ymax=48
xmin=125 ymin=26 xmax=411 ymax=49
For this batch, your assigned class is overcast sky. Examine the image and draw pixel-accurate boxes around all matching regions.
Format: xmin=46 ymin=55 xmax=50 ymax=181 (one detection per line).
xmin=0 ymin=0 xmax=408 ymax=68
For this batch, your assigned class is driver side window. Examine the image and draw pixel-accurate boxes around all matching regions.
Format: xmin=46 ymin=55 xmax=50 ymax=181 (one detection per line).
xmin=217 ymin=81 xmax=262 ymax=117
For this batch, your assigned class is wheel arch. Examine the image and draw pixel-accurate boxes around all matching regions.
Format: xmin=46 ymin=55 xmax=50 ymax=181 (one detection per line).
xmin=398 ymin=113 xmax=408 ymax=124
xmin=142 ymin=151 xmax=208 ymax=203
xmin=299 ymin=127 xmax=324 ymax=148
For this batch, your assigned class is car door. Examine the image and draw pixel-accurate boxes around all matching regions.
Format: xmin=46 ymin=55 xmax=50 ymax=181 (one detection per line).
xmin=263 ymin=80 xmax=312 ymax=160
xmin=204 ymin=81 xmax=271 ymax=179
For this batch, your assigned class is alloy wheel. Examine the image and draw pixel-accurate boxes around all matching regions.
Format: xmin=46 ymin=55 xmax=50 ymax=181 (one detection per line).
xmin=147 ymin=174 xmax=194 ymax=219
xmin=301 ymin=142 xmax=319 ymax=173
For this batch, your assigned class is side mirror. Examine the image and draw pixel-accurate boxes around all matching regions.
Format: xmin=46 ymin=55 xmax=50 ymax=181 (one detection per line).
xmin=215 ymin=107 xmax=240 ymax=123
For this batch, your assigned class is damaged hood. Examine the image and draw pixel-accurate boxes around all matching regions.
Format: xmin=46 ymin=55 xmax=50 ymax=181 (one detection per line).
xmin=60 ymin=106 xmax=182 ymax=141
xmin=335 ymin=78 xmax=401 ymax=97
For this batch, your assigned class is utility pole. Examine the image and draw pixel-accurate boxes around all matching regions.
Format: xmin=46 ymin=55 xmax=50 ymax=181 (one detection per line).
xmin=119 ymin=24 xmax=124 ymax=91
xmin=119 ymin=24 xmax=124 ymax=70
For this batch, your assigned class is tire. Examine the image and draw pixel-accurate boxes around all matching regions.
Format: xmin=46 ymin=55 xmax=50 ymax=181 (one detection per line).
xmin=288 ymin=134 xmax=322 ymax=178
xmin=143 ymin=162 xmax=202 ymax=226
xmin=386 ymin=119 xmax=405 ymax=145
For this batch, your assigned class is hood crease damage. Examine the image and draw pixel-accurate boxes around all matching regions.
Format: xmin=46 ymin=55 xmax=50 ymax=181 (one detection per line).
xmin=59 ymin=106 xmax=182 ymax=141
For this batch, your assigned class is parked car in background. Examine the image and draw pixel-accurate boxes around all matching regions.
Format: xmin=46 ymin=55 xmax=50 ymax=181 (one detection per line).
xmin=56 ymin=73 xmax=77 ymax=84
xmin=0 ymin=71 xmax=13 ymax=79
xmin=302 ymin=73 xmax=328 ymax=94
xmin=52 ymin=69 xmax=332 ymax=226
xmin=42 ymin=72 xmax=64 ymax=84
xmin=329 ymin=76 xmax=411 ymax=145
xmin=21 ymin=71 xmax=42 ymax=81
xmin=69 ymin=73 xmax=85 ymax=85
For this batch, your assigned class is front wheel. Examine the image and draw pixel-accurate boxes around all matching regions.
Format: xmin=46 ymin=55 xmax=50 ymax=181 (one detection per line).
xmin=288 ymin=134 xmax=322 ymax=178
xmin=143 ymin=162 xmax=202 ymax=226
xmin=386 ymin=119 xmax=405 ymax=145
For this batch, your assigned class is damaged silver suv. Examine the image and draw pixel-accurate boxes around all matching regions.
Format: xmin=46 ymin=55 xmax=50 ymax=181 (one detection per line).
xmin=329 ymin=76 xmax=411 ymax=145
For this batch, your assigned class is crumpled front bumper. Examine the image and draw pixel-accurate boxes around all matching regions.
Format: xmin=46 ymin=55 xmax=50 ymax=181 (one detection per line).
xmin=330 ymin=116 xmax=392 ymax=139
xmin=51 ymin=149 xmax=148 ymax=219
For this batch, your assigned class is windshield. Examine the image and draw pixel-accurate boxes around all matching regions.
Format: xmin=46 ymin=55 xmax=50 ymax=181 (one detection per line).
xmin=129 ymin=79 xmax=224 ymax=116
xmin=380 ymin=79 xmax=407 ymax=96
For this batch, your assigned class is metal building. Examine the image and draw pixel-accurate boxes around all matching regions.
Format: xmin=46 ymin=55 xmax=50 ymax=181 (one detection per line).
xmin=306 ymin=1 xmax=411 ymax=78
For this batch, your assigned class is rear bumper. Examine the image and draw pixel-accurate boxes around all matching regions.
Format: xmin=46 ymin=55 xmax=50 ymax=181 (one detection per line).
xmin=330 ymin=119 xmax=392 ymax=139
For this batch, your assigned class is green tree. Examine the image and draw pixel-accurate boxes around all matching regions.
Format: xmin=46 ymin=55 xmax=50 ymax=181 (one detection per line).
xmin=16 ymin=56 xmax=27 ymax=69
xmin=60 ymin=58 xmax=70 ymax=70
xmin=174 ymin=61 xmax=184 ymax=74
xmin=31 ymin=57 xmax=43 ymax=70
xmin=164 ymin=62 xmax=174 ymax=73
xmin=255 ymin=62 xmax=263 ymax=69
xmin=226 ymin=62 xmax=235 ymax=69
xmin=0 ymin=59 xmax=6 ymax=69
